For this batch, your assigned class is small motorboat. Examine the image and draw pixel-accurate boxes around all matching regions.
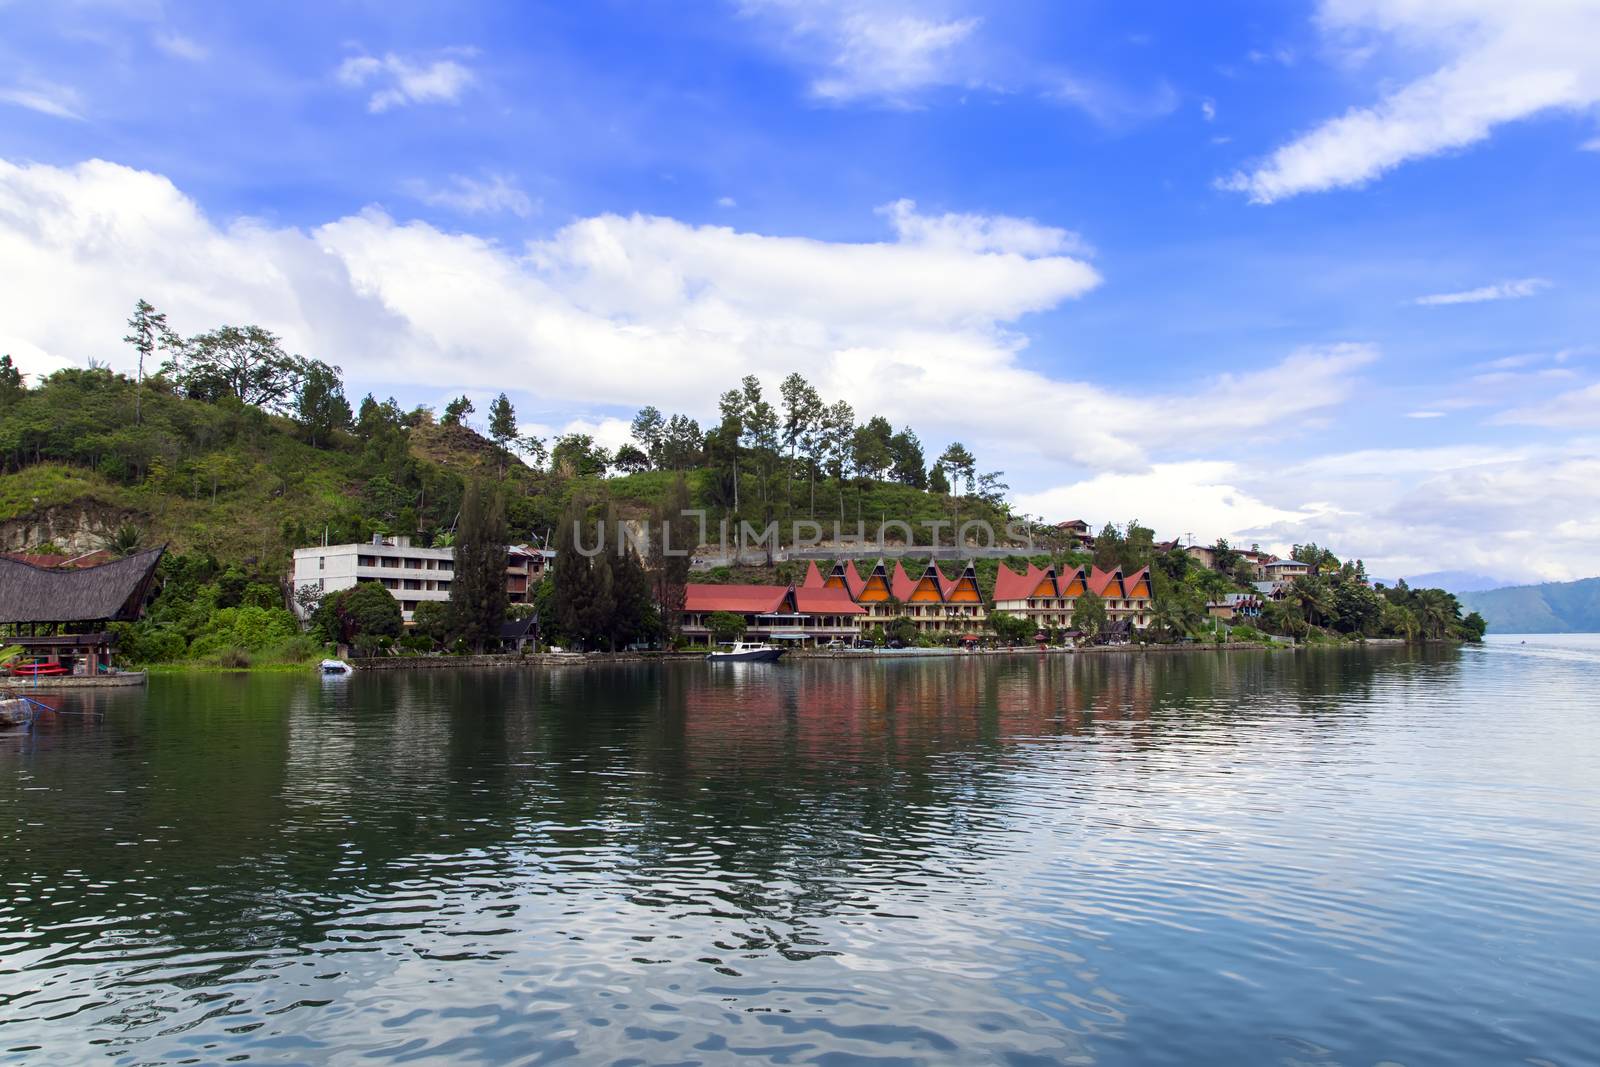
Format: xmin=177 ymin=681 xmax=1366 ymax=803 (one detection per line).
xmin=706 ymin=641 xmax=785 ymax=663
xmin=319 ymin=659 xmax=352 ymax=674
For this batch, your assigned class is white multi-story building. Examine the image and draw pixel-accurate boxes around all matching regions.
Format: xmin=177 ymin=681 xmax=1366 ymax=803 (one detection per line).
xmin=292 ymin=535 xmax=454 ymax=621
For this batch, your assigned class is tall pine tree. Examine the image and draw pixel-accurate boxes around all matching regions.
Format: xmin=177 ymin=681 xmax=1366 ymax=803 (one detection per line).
xmin=446 ymin=476 xmax=508 ymax=652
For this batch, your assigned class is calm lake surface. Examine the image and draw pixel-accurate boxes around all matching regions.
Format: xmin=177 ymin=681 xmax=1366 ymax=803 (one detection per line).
xmin=4 ymin=638 xmax=1599 ymax=1065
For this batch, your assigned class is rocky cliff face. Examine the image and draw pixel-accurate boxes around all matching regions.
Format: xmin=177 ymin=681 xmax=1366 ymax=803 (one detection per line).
xmin=0 ymin=504 xmax=140 ymax=554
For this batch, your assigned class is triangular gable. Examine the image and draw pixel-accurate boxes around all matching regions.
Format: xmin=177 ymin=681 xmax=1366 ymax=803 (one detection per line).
xmin=1029 ymin=564 xmax=1059 ymax=599
xmin=825 ymin=559 xmax=865 ymax=598
xmin=1124 ymin=567 xmax=1151 ymax=599
xmin=946 ymin=562 xmax=983 ymax=603
xmin=1087 ymin=567 xmax=1125 ymax=598
xmin=858 ymin=561 xmax=892 ymax=602
xmin=801 ymin=561 xmax=824 ymax=588
xmin=1058 ymin=566 xmax=1087 ymax=597
xmin=909 ymin=564 xmax=945 ymax=603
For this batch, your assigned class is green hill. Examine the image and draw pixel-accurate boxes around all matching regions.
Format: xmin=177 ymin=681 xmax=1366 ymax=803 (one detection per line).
xmin=1460 ymin=578 xmax=1600 ymax=634
xmin=0 ymin=365 xmax=1013 ymax=575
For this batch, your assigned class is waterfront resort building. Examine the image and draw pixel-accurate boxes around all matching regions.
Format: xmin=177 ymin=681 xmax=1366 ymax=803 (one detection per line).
xmin=991 ymin=563 xmax=1154 ymax=632
xmin=679 ymin=582 xmax=863 ymax=647
xmin=0 ymin=547 xmax=165 ymax=675
xmin=292 ymin=537 xmax=553 ymax=622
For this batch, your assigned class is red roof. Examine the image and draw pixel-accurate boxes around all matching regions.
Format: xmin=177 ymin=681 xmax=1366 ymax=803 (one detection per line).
xmin=889 ymin=561 xmax=916 ymax=601
xmin=794 ymin=586 xmax=866 ymax=615
xmin=992 ymin=562 xmax=1038 ymax=602
xmin=801 ymin=561 xmax=824 ymax=588
xmin=684 ymin=584 xmax=790 ymax=613
xmin=1086 ymin=566 xmax=1123 ymax=597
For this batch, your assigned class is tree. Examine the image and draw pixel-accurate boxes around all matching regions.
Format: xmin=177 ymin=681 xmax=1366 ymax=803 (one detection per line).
xmin=652 ymin=474 xmax=694 ymax=641
xmin=707 ymin=611 xmax=747 ymax=644
xmin=164 ymin=324 xmax=309 ymax=411
xmin=738 ymin=376 xmax=780 ymax=516
xmin=988 ymin=611 xmax=1034 ymax=646
xmin=888 ymin=427 xmax=927 ymax=488
xmin=1093 ymin=522 xmax=1124 ymax=571
xmin=631 ymin=405 xmax=665 ymax=465
xmin=516 ymin=435 xmax=549 ymax=471
xmin=976 ymin=471 xmax=1009 ymax=509
xmin=102 ymin=523 xmax=143 ymax=558
xmin=607 ymin=503 xmax=659 ymax=649
xmin=928 ymin=463 xmax=951 ymax=495
xmin=441 ymin=395 xmax=475 ymax=427
xmin=1073 ymin=591 xmax=1107 ymax=639
xmin=410 ymin=600 xmax=450 ymax=646
xmin=313 ymin=581 xmax=403 ymax=646
xmin=552 ymin=495 xmax=615 ymax=650
xmin=660 ymin=414 xmax=703 ymax=469
xmin=779 ymin=372 xmax=823 ymax=515
xmin=820 ymin=399 xmax=856 ymax=518
xmin=445 ymin=476 xmax=509 ymax=653
xmin=1459 ymin=611 xmax=1487 ymax=642
xmin=488 ymin=393 xmax=518 ymax=448
xmin=612 ymin=443 xmax=652 ymax=474
xmin=852 ymin=417 xmax=894 ymax=481
xmin=0 ymin=354 xmax=25 ymax=409
xmin=936 ymin=442 xmax=976 ymax=495
xmin=295 ymin=361 xmax=352 ymax=448
xmin=551 ymin=433 xmax=610 ymax=478
xmin=1287 ymin=575 xmax=1334 ymax=631
xmin=122 ymin=299 xmax=176 ymax=425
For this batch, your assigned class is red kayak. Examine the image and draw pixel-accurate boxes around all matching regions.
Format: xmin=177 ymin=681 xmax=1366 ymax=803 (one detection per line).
xmin=7 ymin=663 xmax=68 ymax=676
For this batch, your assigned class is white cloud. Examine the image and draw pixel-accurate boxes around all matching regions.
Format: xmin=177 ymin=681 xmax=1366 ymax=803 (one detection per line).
xmin=740 ymin=0 xmax=982 ymax=104
xmin=1224 ymin=0 xmax=1600 ymax=202
xmin=0 ymin=83 xmax=84 ymax=120
xmin=1016 ymin=461 xmax=1313 ymax=546
xmin=0 ymin=158 xmax=1374 ymax=489
xmin=1413 ymin=277 xmax=1550 ymax=306
xmin=717 ymin=196 xmax=737 ymax=208
xmin=1583 ymin=136 xmax=1600 ymax=151
xmin=1493 ymin=382 xmax=1600 ymax=429
xmin=154 ymin=32 xmax=208 ymax=61
xmin=1200 ymin=98 xmax=1216 ymax=122
xmin=1406 ymin=410 xmax=1445 ymax=418
xmin=336 ymin=51 xmax=475 ymax=112
xmin=402 ymin=174 xmax=536 ymax=218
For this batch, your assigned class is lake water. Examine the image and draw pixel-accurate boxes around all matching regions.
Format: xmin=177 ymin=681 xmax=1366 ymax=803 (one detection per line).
xmin=3 ymin=638 xmax=1599 ymax=1065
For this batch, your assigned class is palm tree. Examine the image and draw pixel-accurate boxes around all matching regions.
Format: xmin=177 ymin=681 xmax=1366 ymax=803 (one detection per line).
xmin=1287 ymin=576 xmax=1333 ymax=630
xmin=102 ymin=523 xmax=142 ymax=558
xmin=1415 ymin=589 xmax=1453 ymax=639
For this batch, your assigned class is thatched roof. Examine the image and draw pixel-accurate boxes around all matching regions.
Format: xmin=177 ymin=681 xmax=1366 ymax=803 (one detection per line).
xmin=0 ymin=547 xmax=165 ymax=624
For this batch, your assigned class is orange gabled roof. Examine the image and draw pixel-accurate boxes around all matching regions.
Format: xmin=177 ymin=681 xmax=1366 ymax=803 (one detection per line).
xmin=1087 ymin=567 xmax=1125 ymax=598
xmin=945 ymin=563 xmax=982 ymax=603
xmin=794 ymin=586 xmax=866 ymax=615
xmin=1123 ymin=566 xmax=1152 ymax=599
xmin=992 ymin=563 xmax=1034 ymax=603
xmin=801 ymin=561 xmax=824 ymax=588
xmin=858 ymin=561 xmax=891 ymax=602
xmin=909 ymin=564 xmax=946 ymax=603
xmin=889 ymin=561 xmax=917 ymax=602
xmin=1058 ymin=566 xmax=1087 ymax=595
xmin=1029 ymin=564 xmax=1059 ymax=599
xmin=684 ymin=584 xmax=791 ymax=614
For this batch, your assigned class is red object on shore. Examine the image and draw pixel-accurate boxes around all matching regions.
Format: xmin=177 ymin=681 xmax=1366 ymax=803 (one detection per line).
xmin=7 ymin=663 xmax=68 ymax=676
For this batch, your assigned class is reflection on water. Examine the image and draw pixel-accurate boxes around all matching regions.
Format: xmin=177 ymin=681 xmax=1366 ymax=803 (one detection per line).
xmin=3 ymin=643 xmax=1599 ymax=1065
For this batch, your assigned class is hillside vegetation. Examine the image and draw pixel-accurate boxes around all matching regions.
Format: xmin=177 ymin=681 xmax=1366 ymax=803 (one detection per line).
xmin=1460 ymin=578 xmax=1600 ymax=634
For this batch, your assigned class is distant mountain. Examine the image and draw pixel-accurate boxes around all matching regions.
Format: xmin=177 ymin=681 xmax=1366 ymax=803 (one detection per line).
xmin=1401 ymin=570 xmax=1504 ymax=594
xmin=1460 ymin=577 xmax=1600 ymax=634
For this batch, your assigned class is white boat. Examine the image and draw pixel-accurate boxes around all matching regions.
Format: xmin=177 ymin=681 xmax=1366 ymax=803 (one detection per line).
xmin=706 ymin=641 xmax=785 ymax=663
xmin=319 ymin=659 xmax=352 ymax=674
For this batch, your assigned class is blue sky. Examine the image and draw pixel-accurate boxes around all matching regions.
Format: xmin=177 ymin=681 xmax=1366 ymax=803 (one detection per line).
xmin=2 ymin=0 xmax=1598 ymax=580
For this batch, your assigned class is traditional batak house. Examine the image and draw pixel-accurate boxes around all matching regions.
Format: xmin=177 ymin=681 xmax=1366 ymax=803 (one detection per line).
xmin=0 ymin=547 xmax=165 ymax=675
xmin=992 ymin=562 xmax=1082 ymax=631
xmin=679 ymin=582 xmax=863 ymax=647
xmin=1086 ymin=566 xmax=1154 ymax=630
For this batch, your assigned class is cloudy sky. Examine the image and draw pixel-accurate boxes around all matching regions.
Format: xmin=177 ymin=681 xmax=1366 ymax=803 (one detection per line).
xmin=1 ymin=0 xmax=1597 ymax=582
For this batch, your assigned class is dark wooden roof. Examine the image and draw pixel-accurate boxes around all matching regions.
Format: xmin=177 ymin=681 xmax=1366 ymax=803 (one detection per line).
xmin=0 ymin=546 xmax=165 ymax=624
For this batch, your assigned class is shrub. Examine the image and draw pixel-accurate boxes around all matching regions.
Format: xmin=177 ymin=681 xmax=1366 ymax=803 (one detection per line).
xmin=210 ymin=646 xmax=252 ymax=668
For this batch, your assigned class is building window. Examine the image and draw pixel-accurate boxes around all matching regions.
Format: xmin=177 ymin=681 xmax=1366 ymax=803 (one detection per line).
xmin=318 ymin=556 xmax=325 ymax=571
